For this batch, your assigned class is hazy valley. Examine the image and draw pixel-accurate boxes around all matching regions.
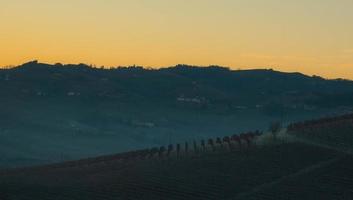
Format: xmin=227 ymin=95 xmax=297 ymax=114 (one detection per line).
xmin=1 ymin=61 xmax=353 ymax=168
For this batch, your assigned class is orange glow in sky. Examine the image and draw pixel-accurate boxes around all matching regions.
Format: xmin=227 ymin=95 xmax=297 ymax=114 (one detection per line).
xmin=1 ymin=0 xmax=353 ymax=79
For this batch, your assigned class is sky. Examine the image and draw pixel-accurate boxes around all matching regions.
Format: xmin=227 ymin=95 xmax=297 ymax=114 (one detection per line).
xmin=1 ymin=0 xmax=353 ymax=79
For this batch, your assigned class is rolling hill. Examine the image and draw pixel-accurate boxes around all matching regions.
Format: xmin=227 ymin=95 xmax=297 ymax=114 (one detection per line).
xmin=1 ymin=61 xmax=353 ymax=168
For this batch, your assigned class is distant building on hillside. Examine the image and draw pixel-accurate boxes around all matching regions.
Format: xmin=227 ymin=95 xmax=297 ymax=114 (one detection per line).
xmin=177 ymin=95 xmax=203 ymax=104
xmin=67 ymin=92 xmax=80 ymax=96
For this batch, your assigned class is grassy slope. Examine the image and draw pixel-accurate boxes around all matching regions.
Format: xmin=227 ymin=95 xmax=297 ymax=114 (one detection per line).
xmin=0 ymin=142 xmax=342 ymax=200
xmin=1 ymin=113 xmax=353 ymax=199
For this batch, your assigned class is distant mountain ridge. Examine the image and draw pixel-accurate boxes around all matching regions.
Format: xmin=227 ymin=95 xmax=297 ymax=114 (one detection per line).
xmin=1 ymin=61 xmax=353 ymax=112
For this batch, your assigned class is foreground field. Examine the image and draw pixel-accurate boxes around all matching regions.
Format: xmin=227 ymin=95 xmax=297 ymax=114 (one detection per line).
xmin=1 ymin=113 xmax=353 ymax=199
xmin=240 ymin=155 xmax=353 ymax=200
xmin=1 ymin=141 xmax=350 ymax=200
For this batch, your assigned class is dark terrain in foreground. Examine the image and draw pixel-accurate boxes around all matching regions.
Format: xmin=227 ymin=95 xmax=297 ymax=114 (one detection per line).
xmin=1 ymin=114 xmax=352 ymax=200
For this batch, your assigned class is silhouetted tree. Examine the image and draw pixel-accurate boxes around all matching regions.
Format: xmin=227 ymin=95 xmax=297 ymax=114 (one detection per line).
xmin=240 ymin=133 xmax=251 ymax=147
xmin=54 ymin=63 xmax=63 ymax=67
xmin=247 ymin=132 xmax=256 ymax=140
xmin=254 ymin=130 xmax=262 ymax=136
xmin=223 ymin=136 xmax=231 ymax=149
xmin=167 ymin=144 xmax=174 ymax=156
xmin=176 ymin=144 xmax=181 ymax=157
xmin=159 ymin=146 xmax=166 ymax=157
xmin=141 ymin=149 xmax=150 ymax=159
xmin=231 ymin=135 xmax=241 ymax=147
xmin=269 ymin=121 xmax=282 ymax=140
xmin=149 ymin=147 xmax=159 ymax=158
xmin=201 ymin=140 xmax=206 ymax=151
xmin=208 ymin=139 xmax=215 ymax=151
xmin=193 ymin=140 xmax=198 ymax=153
xmin=216 ymin=137 xmax=223 ymax=148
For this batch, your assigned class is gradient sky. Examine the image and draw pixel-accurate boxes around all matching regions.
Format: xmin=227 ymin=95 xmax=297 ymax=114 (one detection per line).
xmin=1 ymin=0 xmax=353 ymax=79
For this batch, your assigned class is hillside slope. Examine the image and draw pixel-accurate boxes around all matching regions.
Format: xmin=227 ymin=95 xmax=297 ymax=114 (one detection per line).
xmin=1 ymin=61 xmax=353 ymax=168
xmin=0 ymin=139 xmax=351 ymax=199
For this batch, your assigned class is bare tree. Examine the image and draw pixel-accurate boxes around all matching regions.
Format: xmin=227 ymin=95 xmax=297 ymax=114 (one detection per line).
xmin=216 ymin=137 xmax=223 ymax=148
xmin=167 ymin=144 xmax=174 ymax=156
xmin=223 ymin=136 xmax=231 ymax=149
xmin=240 ymin=133 xmax=251 ymax=147
xmin=185 ymin=142 xmax=189 ymax=154
xmin=149 ymin=147 xmax=159 ymax=158
xmin=208 ymin=139 xmax=215 ymax=151
xmin=159 ymin=146 xmax=166 ymax=157
xmin=176 ymin=144 xmax=181 ymax=157
xmin=193 ymin=140 xmax=198 ymax=153
xmin=201 ymin=140 xmax=206 ymax=152
xmin=269 ymin=121 xmax=282 ymax=140
xmin=231 ymin=135 xmax=241 ymax=147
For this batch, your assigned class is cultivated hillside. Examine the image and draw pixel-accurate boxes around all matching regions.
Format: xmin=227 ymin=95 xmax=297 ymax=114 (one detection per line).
xmin=1 ymin=114 xmax=352 ymax=199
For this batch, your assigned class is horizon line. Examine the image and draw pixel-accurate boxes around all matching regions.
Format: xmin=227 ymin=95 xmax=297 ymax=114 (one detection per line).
xmin=1 ymin=60 xmax=352 ymax=81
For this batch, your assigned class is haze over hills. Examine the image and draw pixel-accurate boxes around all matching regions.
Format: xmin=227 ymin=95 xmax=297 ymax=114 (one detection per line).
xmin=1 ymin=61 xmax=353 ymax=168
xmin=1 ymin=114 xmax=353 ymax=200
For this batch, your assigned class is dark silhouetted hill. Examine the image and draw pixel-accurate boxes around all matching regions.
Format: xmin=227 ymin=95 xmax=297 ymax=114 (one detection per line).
xmin=2 ymin=61 xmax=353 ymax=109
